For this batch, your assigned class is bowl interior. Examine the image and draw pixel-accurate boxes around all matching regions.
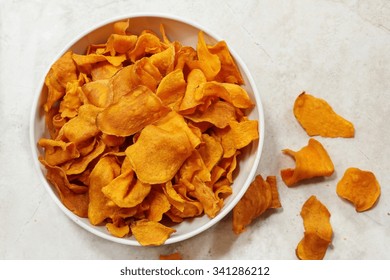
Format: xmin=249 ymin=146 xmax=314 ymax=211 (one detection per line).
xmin=30 ymin=14 xmax=264 ymax=246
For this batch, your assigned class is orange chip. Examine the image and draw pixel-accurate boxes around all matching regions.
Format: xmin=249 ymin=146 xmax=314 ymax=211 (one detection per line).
xmin=145 ymin=189 xmax=171 ymax=222
xmin=215 ymin=120 xmax=259 ymax=158
xmin=281 ymin=138 xmax=334 ymax=187
xmin=105 ymin=34 xmax=138 ymax=56
xmin=96 ymin=85 xmax=170 ymax=137
xmin=81 ymin=79 xmax=112 ymax=108
xmin=296 ymin=195 xmax=332 ymax=260
xmin=38 ymin=139 xmax=80 ymax=166
xmin=102 ymin=169 xmax=152 ymax=208
xmin=128 ymin=33 xmax=162 ymax=63
xmin=189 ymin=31 xmax=221 ymax=81
xmin=39 ymin=158 xmax=88 ymax=218
xmin=336 ymin=167 xmax=381 ymax=212
xmin=294 ymin=92 xmax=355 ymax=138
xmin=185 ymin=100 xmax=237 ymax=128
xmin=197 ymin=133 xmax=223 ymax=171
xmin=130 ymin=219 xmax=176 ymax=246
xmin=125 ymin=123 xmax=193 ymax=184
xmin=156 ymin=68 xmax=186 ymax=108
xmin=88 ymin=156 xmax=137 ymax=225
xmin=60 ymin=104 xmax=104 ymax=144
xmin=59 ymin=80 xmax=83 ymax=118
xmin=196 ymin=82 xmax=254 ymax=109
xmin=159 ymin=252 xmax=182 ymax=260
xmin=44 ymin=51 xmax=78 ymax=112
xmin=106 ymin=222 xmax=130 ymax=238
xmin=90 ymin=61 xmax=122 ymax=80
xmin=232 ymin=175 xmax=281 ymax=234
xmin=63 ymin=140 xmax=106 ymax=175
xmin=150 ymin=43 xmax=175 ymax=75
xmin=189 ymin=176 xmax=220 ymax=218
xmin=179 ymin=69 xmax=207 ymax=113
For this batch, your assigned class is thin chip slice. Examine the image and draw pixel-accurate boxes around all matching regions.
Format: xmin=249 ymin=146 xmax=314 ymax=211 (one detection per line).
xmin=296 ymin=196 xmax=332 ymax=260
xmin=102 ymin=169 xmax=152 ymax=208
xmin=44 ymin=51 xmax=78 ymax=112
xmin=38 ymin=139 xmax=80 ymax=166
xmin=190 ymin=31 xmax=221 ymax=81
xmin=185 ymin=100 xmax=237 ymax=129
xmin=281 ymin=138 xmax=334 ymax=187
xmin=215 ymin=120 xmax=259 ymax=158
xmin=96 ymin=85 xmax=170 ymax=137
xmin=294 ymin=92 xmax=355 ymax=138
xmin=125 ymin=124 xmax=193 ymax=184
xmin=39 ymin=158 xmax=88 ymax=218
xmin=130 ymin=219 xmax=176 ymax=246
xmin=232 ymin=175 xmax=281 ymax=234
xmin=106 ymin=222 xmax=130 ymax=238
xmin=159 ymin=252 xmax=182 ymax=260
xmin=336 ymin=167 xmax=381 ymax=212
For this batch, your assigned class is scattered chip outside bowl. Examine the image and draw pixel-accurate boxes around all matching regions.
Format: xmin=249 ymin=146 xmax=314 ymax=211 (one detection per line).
xmin=30 ymin=14 xmax=264 ymax=246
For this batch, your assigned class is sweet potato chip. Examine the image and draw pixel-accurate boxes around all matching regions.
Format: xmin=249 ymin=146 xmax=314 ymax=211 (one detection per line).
xmin=179 ymin=69 xmax=207 ymax=113
xmin=88 ymin=156 xmax=137 ymax=225
xmin=294 ymin=92 xmax=355 ymax=138
xmin=296 ymin=195 xmax=332 ymax=260
xmin=196 ymin=82 xmax=254 ymax=109
xmin=38 ymin=139 xmax=80 ymax=166
xmin=156 ymin=68 xmax=186 ymax=108
xmin=189 ymin=31 xmax=221 ymax=81
xmin=336 ymin=167 xmax=381 ymax=212
xmin=130 ymin=219 xmax=176 ymax=246
xmin=189 ymin=176 xmax=220 ymax=218
xmin=208 ymin=40 xmax=244 ymax=84
xmin=106 ymin=222 xmax=130 ymax=238
xmin=128 ymin=33 xmax=162 ymax=63
xmin=81 ymin=79 xmax=112 ymax=108
xmin=232 ymin=175 xmax=281 ymax=234
xmin=96 ymin=85 xmax=170 ymax=137
xmin=185 ymin=100 xmax=237 ymax=128
xmin=39 ymin=158 xmax=88 ymax=218
xmin=44 ymin=51 xmax=78 ymax=112
xmin=159 ymin=252 xmax=182 ymax=260
xmin=214 ymin=120 xmax=259 ymax=158
xmin=60 ymin=104 xmax=103 ymax=144
xmin=102 ymin=169 xmax=152 ymax=208
xmin=281 ymin=138 xmax=334 ymax=187
xmin=125 ymin=124 xmax=193 ymax=184
xmin=145 ymin=189 xmax=171 ymax=222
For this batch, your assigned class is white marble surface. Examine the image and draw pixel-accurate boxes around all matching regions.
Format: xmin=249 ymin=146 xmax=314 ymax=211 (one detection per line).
xmin=1 ymin=0 xmax=389 ymax=260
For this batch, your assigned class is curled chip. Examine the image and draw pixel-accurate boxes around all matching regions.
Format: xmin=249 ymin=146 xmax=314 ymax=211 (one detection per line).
xmin=336 ymin=167 xmax=381 ymax=212
xmin=232 ymin=175 xmax=281 ymax=234
xmin=281 ymin=138 xmax=334 ymax=187
xmin=37 ymin=20 xmax=259 ymax=245
xmin=294 ymin=92 xmax=355 ymax=138
xmin=296 ymin=195 xmax=332 ymax=260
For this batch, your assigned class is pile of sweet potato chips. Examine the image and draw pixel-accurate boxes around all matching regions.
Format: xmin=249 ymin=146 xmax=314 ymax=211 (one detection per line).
xmin=38 ymin=20 xmax=260 ymax=246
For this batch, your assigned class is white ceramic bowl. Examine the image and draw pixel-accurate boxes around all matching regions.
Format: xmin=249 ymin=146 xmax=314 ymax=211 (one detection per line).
xmin=30 ymin=13 xmax=264 ymax=246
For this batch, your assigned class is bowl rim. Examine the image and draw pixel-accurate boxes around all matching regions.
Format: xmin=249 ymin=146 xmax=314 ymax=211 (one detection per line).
xmin=29 ymin=12 xmax=265 ymax=246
